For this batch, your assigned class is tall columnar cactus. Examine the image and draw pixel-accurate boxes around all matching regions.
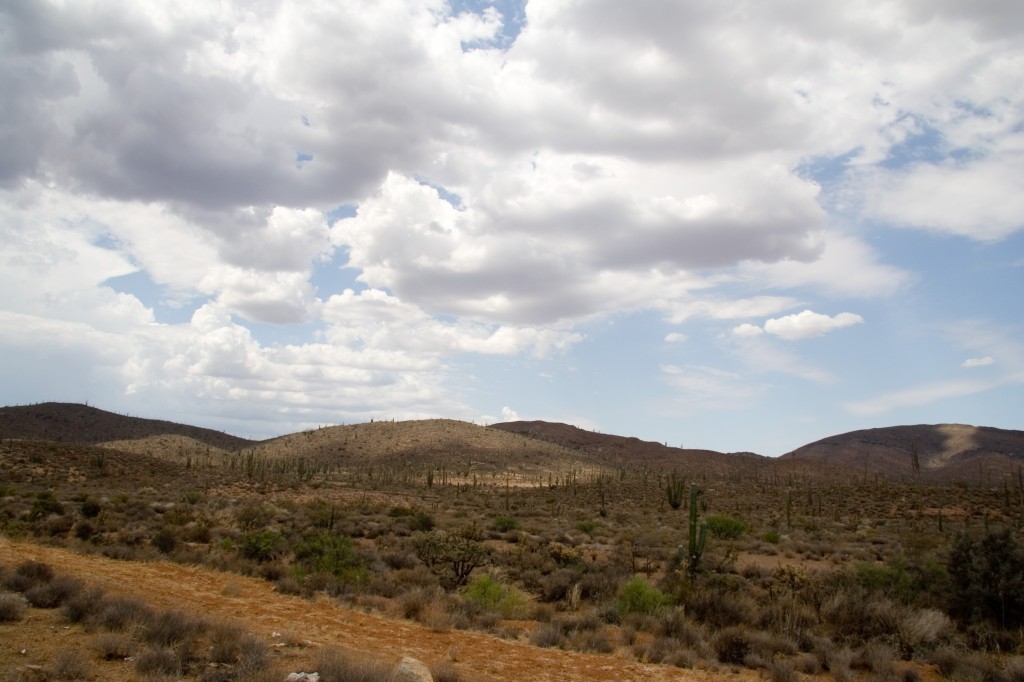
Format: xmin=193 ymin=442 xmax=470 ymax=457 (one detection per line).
xmin=666 ymin=473 xmax=686 ymax=510
xmin=687 ymin=483 xmax=707 ymax=577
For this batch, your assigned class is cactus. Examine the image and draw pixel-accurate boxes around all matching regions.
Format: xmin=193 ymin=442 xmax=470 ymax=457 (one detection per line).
xmin=666 ymin=473 xmax=686 ymax=510
xmin=686 ymin=484 xmax=707 ymax=577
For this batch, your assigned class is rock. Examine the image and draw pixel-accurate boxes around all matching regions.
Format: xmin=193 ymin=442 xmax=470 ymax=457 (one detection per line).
xmin=394 ymin=656 xmax=434 ymax=682
xmin=16 ymin=666 xmax=46 ymax=682
xmin=285 ymin=673 xmax=320 ymax=682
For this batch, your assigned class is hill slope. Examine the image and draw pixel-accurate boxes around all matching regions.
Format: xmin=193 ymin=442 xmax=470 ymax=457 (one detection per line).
xmin=0 ymin=402 xmax=253 ymax=451
xmin=251 ymin=418 xmax=618 ymax=482
xmin=785 ymin=423 xmax=1024 ymax=481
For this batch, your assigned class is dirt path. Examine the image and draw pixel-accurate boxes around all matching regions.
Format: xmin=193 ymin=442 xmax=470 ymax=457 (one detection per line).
xmin=0 ymin=538 xmax=752 ymax=681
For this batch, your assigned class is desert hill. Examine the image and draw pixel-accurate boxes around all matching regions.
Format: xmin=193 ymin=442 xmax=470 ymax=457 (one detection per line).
xmin=489 ymin=420 xmax=834 ymax=481
xmin=0 ymin=402 xmax=253 ymax=451
xmin=2 ymin=402 xmax=1020 ymax=483
xmin=786 ymin=423 xmax=1024 ymax=482
xmin=248 ymin=418 xmax=617 ymax=483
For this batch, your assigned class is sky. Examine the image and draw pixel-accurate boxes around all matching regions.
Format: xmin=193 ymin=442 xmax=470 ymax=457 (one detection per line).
xmin=1 ymin=0 xmax=1022 ymax=456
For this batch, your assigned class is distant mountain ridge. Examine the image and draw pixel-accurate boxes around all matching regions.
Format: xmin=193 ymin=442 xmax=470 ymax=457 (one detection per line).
xmin=785 ymin=423 xmax=1024 ymax=482
xmin=0 ymin=402 xmax=253 ymax=451
xmin=2 ymin=402 xmax=1021 ymax=483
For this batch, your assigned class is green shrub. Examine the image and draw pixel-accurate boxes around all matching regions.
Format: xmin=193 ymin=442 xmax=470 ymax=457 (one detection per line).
xmin=235 ymin=502 xmax=275 ymax=531
xmin=80 ymin=498 xmax=101 ymax=519
xmin=576 ymin=520 xmax=596 ymax=534
xmin=28 ymin=491 xmax=64 ymax=521
xmin=414 ymin=530 xmax=490 ymax=589
xmin=239 ymin=530 xmax=286 ymax=562
xmin=617 ymin=576 xmax=670 ymax=617
xmin=762 ymin=530 xmax=781 ymax=544
xmin=294 ymin=531 xmax=366 ymax=585
xmin=493 ymin=515 xmax=519 ymax=533
xmin=948 ymin=529 xmax=1024 ymax=628
xmin=410 ymin=510 xmax=434 ymax=532
xmin=705 ymin=514 xmax=747 ymax=539
xmin=152 ymin=527 xmax=177 ymax=554
xmin=463 ymin=574 xmax=528 ymax=618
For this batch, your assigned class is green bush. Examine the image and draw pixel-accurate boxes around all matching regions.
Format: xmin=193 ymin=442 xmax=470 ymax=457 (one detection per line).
xmin=949 ymin=529 xmax=1024 ymax=628
xmin=29 ymin=492 xmax=64 ymax=521
xmin=410 ymin=510 xmax=435 ymax=532
xmin=152 ymin=527 xmax=177 ymax=554
xmin=493 ymin=515 xmax=519 ymax=533
xmin=576 ymin=520 xmax=597 ymax=534
xmin=80 ymin=498 xmax=102 ymax=519
xmin=762 ymin=530 xmax=781 ymax=544
xmin=462 ymin=574 xmax=528 ymax=618
xmin=705 ymin=514 xmax=746 ymax=539
xmin=239 ymin=530 xmax=286 ymax=562
xmin=294 ymin=531 xmax=365 ymax=585
xmin=414 ymin=530 xmax=490 ymax=589
xmin=617 ymin=576 xmax=670 ymax=617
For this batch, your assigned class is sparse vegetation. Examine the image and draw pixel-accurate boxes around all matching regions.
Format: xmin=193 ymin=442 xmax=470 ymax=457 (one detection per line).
xmin=3 ymin=406 xmax=1024 ymax=680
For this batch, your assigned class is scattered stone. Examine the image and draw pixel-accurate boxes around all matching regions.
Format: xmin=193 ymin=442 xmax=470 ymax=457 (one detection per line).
xmin=16 ymin=666 xmax=46 ymax=682
xmin=394 ymin=656 xmax=434 ymax=682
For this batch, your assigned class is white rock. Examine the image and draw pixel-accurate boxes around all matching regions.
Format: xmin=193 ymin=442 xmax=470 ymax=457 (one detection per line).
xmin=394 ymin=656 xmax=434 ymax=682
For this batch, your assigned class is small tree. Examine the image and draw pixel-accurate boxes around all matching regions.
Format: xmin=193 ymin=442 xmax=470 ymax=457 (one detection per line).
xmin=414 ymin=529 xmax=489 ymax=589
xmin=948 ymin=528 xmax=1024 ymax=629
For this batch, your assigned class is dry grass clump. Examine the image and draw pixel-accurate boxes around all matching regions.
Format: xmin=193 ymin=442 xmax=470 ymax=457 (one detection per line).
xmin=96 ymin=594 xmax=155 ymax=631
xmin=313 ymin=647 xmax=398 ymax=682
xmin=62 ymin=585 xmax=106 ymax=623
xmin=853 ymin=641 xmax=896 ymax=679
xmin=3 ymin=560 xmax=54 ymax=592
xmin=135 ymin=646 xmax=181 ymax=676
xmin=24 ymin=574 xmax=82 ymax=608
xmin=530 ymin=621 xmax=567 ymax=648
xmin=48 ymin=650 xmax=92 ymax=681
xmin=92 ymin=631 xmax=136 ymax=660
xmin=144 ymin=608 xmax=205 ymax=648
xmin=0 ymin=592 xmax=26 ymax=622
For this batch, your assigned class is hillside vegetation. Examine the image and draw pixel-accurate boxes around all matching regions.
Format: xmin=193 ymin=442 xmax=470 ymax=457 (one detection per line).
xmin=3 ymin=403 xmax=1024 ymax=681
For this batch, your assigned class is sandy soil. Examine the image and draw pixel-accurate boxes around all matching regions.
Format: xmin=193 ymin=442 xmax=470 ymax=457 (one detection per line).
xmin=0 ymin=537 xmax=754 ymax=682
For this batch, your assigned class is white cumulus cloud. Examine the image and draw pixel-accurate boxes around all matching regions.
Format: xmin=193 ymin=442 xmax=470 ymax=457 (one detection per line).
xmin=763 ymin=311 xmax=864 ymax=340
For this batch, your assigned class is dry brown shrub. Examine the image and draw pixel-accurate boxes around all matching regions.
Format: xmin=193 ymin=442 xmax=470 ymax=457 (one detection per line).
xmin=898 ymin=608 xmax=952 ymax=654
xmin=209 ymin=621 xmax=246 ymax=664
xmin=96 ymin=594 xmax=154 ymax=631
xmin=0 ymin=593 xmax=25 ymax=622
xmin=1005 ymin=656 xmax=1024 ymax=682
xmin=24 ymin=575 xmax=82 ymax=608
xmin=313 ymin=647 xmax=397 ymax=682
xmin=854 ymin=642 xmax=896 ymax=679
xmin=430 ymin=660 xmax=460 ymax=682
xmin=418 ymin=598 xmax=454 ymax=632
xmin=135 ymin=646 xmax=180 ymax=676
xmin=766 ymin=658 xmax=797 ymax=682
xmin=531 ymin=622 xmax=567 ymax=648
xmin=62 ymin=586 xmax=106 ymax=624
xmin=48 ymin=650 xmax=92 ymax=681
xmin=92 ymin=631 xmax=135 ymax=660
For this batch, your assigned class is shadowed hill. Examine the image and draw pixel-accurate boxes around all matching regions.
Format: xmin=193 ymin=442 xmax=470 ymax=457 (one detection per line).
xmin=486 ymin=420 xmax=832 ymax=480
xmin=0 ymin=402 xmax=253 ymax=451
xmin=785 ymin=423 xmax=1024 ymax=482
